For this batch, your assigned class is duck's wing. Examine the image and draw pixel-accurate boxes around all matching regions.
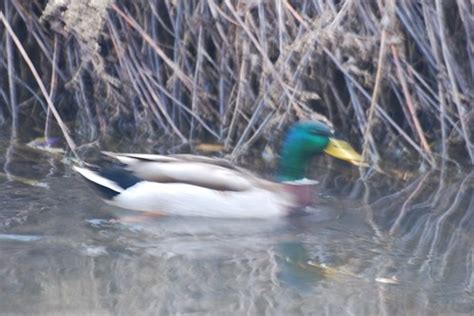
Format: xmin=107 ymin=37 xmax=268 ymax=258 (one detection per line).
xmin=101 ymin=152 xmax=269 ymax=192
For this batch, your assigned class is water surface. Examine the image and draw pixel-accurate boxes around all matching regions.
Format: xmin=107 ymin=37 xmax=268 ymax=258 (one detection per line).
xmin=1 ymin=133 xmax=473 ymax=315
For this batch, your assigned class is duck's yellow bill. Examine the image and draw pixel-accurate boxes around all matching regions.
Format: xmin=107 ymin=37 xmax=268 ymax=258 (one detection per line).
xmin=323 ymin=138 xmax=368 ymax=167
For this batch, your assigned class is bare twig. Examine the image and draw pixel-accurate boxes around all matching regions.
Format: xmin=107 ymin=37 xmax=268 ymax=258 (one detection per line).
xmin=391 ymin=45 xmax=435 ymax=165
xmin=362 ymin=19 xmax=387 ymax=166
xmin=0 ymin=11 xmax=79 ymax=160
xmin=5 ymin=1 xmax=17 ymax=139
xmin=435 ymin=0 xmax=474 ymax=164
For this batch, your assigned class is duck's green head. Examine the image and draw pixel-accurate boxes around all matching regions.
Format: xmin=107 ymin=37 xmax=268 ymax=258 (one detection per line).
xmin=278 ymin=121 xmax=363 ymax=181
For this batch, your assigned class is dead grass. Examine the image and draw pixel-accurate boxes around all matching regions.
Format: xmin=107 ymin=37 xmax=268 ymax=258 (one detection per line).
xmin=0 ymin=0 xmax=472 ymax=170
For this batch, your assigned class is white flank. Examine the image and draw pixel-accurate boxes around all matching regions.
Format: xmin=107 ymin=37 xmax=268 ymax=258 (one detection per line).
xmin=107 ymin=181 xmax=294 ymax=218
xmin=73 ymin=166 xmax=124 ymax=193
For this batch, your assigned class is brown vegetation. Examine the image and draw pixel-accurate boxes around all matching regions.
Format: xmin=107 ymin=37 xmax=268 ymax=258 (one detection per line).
xmin=0 ymin=0 xmax=472 ymax=169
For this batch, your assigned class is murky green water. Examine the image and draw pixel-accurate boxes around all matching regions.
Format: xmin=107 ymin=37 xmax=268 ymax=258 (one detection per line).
xmin=1 ymin=131 xmax=473 ymax=315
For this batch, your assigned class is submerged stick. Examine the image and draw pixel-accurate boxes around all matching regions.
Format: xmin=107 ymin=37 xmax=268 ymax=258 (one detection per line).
xmin=0 ymin=11 xmax=79 ymax=160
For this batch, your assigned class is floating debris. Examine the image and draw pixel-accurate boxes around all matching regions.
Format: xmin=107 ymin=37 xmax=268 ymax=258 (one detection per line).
xmin=26 ymin=137 xmax=65 ymax=154
xmin=195 ymin=143 xmax=225 ymax=153
xmin=375 ymin=276 xmax=400 ymax=285
xmin=0 ymin=172 xmax=49 ymax=188
xmin=306 ymin=260 xmax=358 ymax=278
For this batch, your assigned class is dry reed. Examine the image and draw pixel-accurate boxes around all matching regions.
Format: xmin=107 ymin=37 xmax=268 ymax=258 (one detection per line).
xmin=0 ymin=0 xmax=472 ymax=170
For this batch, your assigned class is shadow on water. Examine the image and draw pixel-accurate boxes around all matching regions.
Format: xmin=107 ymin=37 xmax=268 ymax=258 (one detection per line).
xmin=0 ymin=131 xmax=473 ymax=315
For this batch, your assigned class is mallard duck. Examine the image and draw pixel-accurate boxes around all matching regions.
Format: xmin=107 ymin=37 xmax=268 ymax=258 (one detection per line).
xmin=73 ymin=121 xmax=364 ymax=218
